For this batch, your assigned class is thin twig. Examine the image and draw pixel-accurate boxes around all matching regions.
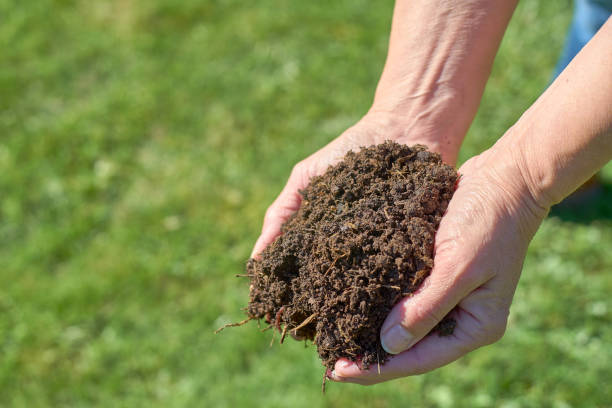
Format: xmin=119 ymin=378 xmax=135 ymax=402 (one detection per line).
xmin=337 ymin=323 xmax=350 ymax=342
xmin=291 ymin=313 xmax=318 ymax=335
xmin=274 ymin=306 xmax=286 ymax=331
xmin=269 ymin=326 xmax=277 ymax=347
xmin=383 ymin=207 xmax=391 ymax=219
xmin=322 ymin=370 xmax=327 ymax=394
xmin=318 ymin=345 xmax=340 ymax=352
xmin=214 ymin=317 xmax=253 ymax=334
xmin=280 ymin=324 xmax=288 ymax=344
xmin=324 ymin=250 xmax=350 ymax=275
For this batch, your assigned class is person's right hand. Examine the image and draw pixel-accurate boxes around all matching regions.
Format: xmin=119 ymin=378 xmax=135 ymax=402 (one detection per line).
xmin=250 ymin=110 xmax=460 ymax=259
xmin=330 ymin=139 xmax=550 ymax=384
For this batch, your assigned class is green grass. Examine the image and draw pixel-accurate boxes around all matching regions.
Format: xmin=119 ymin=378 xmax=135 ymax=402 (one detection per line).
xmin=1 ymin=0 xmax=611 ymax=406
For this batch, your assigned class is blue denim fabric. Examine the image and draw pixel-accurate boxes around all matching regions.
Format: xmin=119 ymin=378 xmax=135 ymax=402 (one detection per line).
xmin=554 ymin=0 xmax=612 ymax=76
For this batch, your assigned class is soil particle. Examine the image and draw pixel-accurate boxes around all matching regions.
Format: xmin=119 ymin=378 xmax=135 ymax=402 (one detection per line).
xmin=245 ymin=141 xmax=458 ymax=370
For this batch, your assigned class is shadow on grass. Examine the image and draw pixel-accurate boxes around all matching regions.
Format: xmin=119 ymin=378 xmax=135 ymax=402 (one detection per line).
xmin=549 ymin=180 xmax=612 ymax=223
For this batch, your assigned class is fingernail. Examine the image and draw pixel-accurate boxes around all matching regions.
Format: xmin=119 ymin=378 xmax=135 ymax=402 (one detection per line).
xmin=381 ymin=324 xmax=415 ymax=354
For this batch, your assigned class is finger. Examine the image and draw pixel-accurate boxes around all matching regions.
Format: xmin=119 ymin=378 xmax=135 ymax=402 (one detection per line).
xmin=250 ymin=191 xmax=300 ymax=258
xmin=329 ymin=371 xmax=373 ymax=386
xmin=378 ymin=249 xmax=484 ymax=355
xmin=250 ymin=163 xmax=310 ymax=258
xmin=333 ymin=307 xmax=485 ymax=385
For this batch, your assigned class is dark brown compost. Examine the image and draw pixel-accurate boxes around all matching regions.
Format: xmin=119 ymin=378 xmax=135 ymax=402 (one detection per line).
xmin=243 ymin=141 xmax=458 ymax=370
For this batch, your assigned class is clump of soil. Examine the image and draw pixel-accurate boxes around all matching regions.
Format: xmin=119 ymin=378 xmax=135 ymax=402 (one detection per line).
xmin=243 ymin=141 xmax=457 ymax=371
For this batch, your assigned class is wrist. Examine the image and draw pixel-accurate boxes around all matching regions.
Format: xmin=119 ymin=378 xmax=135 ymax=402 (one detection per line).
xmin=454 ymin=142 xmax=548 ymax=244
xmin=481 ymin=133 xmax=551 ymax=223
xmin=366 ymin=88 xmax=466 ymax=166
xmin=503 ymin=122 xmax=585 ymax=210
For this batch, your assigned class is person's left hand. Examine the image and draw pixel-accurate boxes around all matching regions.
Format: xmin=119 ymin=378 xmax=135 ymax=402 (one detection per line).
xmin=250 ymin=111 xmax=458 ymax=259
xmin=330 ymin=143 xmax=549 ymax=385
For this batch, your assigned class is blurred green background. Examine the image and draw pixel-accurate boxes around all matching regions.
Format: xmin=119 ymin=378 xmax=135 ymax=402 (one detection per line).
xmin=1 ymin=0 xmax=611 ymax=406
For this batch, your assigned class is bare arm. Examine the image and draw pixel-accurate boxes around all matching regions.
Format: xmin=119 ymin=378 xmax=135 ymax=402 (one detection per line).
xmin=372 ymin=0 xmax=518 ymax=164
xmin=252 ymin=0 xmax=518 ymax=257
xmin=510 ymin=16 xmax=612 ymax=208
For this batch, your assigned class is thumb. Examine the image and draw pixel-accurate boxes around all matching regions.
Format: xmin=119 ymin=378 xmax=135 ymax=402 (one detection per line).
xmin=379 ymin=229 xmax=485 ymax=354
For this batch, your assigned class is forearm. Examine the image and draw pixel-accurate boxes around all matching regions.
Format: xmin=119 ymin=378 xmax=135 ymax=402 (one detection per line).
xmin=372 ymin=0 xmax=518 ymax=164
xmin=505 ymin=18 xmax=612 ymax=208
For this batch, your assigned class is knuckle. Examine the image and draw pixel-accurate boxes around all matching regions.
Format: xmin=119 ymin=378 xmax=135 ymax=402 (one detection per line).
xmin=432 ymin=253 xmax=491 ymax=298
xmin=433 ymin=235 xmax=458 ymax=260
xmin=264 ymin=205 xmax=278 ymax=223
xmin=290 ymin=161 xmax=306 ymax=177
xmin=290 ymin=160 xmax=314 ymax=187
xmin=411 ymin=303 xmax=446 ymax=330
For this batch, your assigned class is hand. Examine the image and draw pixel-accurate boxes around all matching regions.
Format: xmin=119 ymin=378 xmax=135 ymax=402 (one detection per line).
xmin=250 ymin=111 xmax=459 ymax=258
xmin=330 ymin=145 xmax=549 ymax=385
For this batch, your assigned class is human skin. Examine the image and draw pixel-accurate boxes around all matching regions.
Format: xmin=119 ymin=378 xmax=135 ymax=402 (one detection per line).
xmin=333 ymin=17 xmax=612 ymax=385
xmin=251 ymin=0 xmax=518 ymax=257
xmin=250 ymin=0 xmax=612 ymax=385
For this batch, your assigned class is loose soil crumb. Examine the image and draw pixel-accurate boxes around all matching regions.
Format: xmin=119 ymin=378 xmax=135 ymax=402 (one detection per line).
xmin=244 ymin=141 xmax=457 ymax=370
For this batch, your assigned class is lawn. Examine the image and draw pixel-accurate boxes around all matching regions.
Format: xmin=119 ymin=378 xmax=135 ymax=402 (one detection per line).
xmin=1 ymin=0 xmax=611 ymax=406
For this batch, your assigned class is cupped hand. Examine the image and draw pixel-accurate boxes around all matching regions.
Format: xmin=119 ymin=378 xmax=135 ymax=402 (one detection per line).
xmin=250 ymin=112 xmax=458 ymax=259
xmin=331 ymin=144 xmax=549 ymax=385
